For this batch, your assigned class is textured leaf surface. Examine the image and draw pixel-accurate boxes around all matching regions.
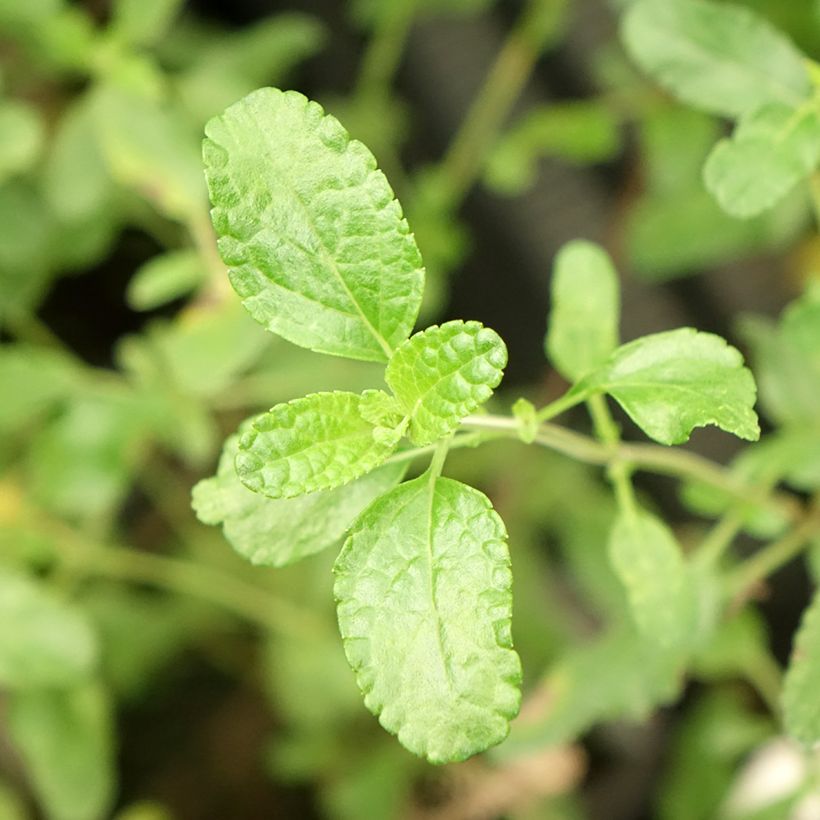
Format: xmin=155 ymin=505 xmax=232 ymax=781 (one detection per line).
xmin=783 ymin=587 xmax=820 ymax=745
xmin=236 ymin=391 xmax=398 ymax=498
xmin=334 ymin=474 xmax=522 ymax=763
xmin=575 ymin=328 xmax=760 ymax=445
xmin=0 ymin=568 xmax=97 ymax=688
xmin=385 ymin=320 xmax=507 ymax=445
xmin=705 ymin=103 xmax=820 ymax=218
xmin=608 ymin=510 xmax=694 ymax=648
xmin=622 ymin=0 xmax=810 ymax=118
xmin=8 ymin=683 xmax=114 ymax=820
xmin=546 ymin=240 xmax=620 ymax=381
xmin=204 ymin=87 xmax=424 ymax=362
xmin=193 ymin=429 xmax=405 ymax=566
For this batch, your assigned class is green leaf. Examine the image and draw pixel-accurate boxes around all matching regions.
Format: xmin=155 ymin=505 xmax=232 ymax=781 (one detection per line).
xmin=204 ymin=87 xmax=425 ymax=362
xmin=622 ymin=0 xmax=810 ymax=118
xmin=0 ymin=99 xmax=44 ymax=183
xmin=334 ymin=473 xmax=521 ymax=763
xmin=575 ymin=328 xmax=760 ymax=445
xmin=385 ymin=320 xmax=507 ymax=445
xmin=608 ymin=509 xmax=695 ymax=648
xmin=192 ymin=429 xmax=406 ymax=566
xmin=0 ymin=568 xmax=97 ymax=688
xmin=783 ymin=586 xmax=820 ymax=745
xmin=546 ymin=240 xmax=620 ymax=381
xmin=126 ymin=249 xmax=205 ymax=311
xmin=704 ymin=102 xmax=820 ymax=218
xmin=8 ymin=682 xmax=115 ymax=820
xmin=236 ymin=391 xmax=400 ymax=498
xmin=110 ymin=0 xmax=183 ymax=46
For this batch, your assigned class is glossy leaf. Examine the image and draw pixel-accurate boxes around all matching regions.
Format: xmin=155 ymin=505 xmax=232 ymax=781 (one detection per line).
xmin=385 ymin=320 xmax=507 ymax=445
xmin=622 ymin=0 xmax=810 ymax=118
xmin=334 ymin=473 xmax=522 ymax=763
xmin=546 ymin=240 xmax=620 ymax=381
xmin=608 ymin=509 xmax=694 ymax=648
xmin=8 ymin=682 xmax=114 ymax=820
xmin=783 ymin=587 xmax=820 ymax=745
xmin=193 ymin=429 xmax=406 ymax=566
xmin=575 ymin=328 xmax=760 ymax=445
xmin=0 ymin=568 xmax=97 ymax=688
xmin=705 ymin=102 xmax=820 ymax=218
xmin=236 ymin=391 xmax=399 ymax=498
xmin=204 ymin=88 xmax=424 ymax=362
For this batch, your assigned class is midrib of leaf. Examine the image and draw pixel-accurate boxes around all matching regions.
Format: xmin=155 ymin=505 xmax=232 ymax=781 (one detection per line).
xmin=425 ymin=471 xmax=454 ymax=692
xmin=239 ymin=112 xmax=394 ymax=359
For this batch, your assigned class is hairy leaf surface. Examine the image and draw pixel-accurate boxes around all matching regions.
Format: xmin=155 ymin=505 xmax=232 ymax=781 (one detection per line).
xmin=705 ymin=103 xmax=820 ymax=218
xmin=546 ymin=240 xmax=620 ymax=381
xmin=608 ymin=509 xmax=694 ymax=648
xmin=622 ymin=0 xmax=810 ymax=118
xmin=334 ymin=474 xmax=522 ymax=763
xmin=575 ymin=329 xmax=760 ymax=445
xmin=783 ymin=587 xmax=820 ymax=745
xmin=204 ymin=87 xmax=424 ymax=362
xmin=235 ymin=391 xmax=399 ymax=498
xmin=385 ymin=320 xmax=507 ymax=445
xmin=193 ymin=429 xmax=405 ymax=566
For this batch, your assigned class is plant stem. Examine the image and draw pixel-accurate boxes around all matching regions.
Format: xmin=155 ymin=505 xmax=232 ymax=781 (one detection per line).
xmin=693 ymin=510 xmax=746 ymax=569
xmin=535 ymin=389 xmax=587 ymax=423
xmin=436 ymin=0 xmax=566 ymax=204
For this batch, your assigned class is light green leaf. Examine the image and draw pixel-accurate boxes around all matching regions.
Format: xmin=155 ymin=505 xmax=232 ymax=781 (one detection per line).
xmin=204 ymin=88 xmax=425 ymax=362
xmin=704 ymin=102 xmax=820 ymax=218
xmin=0 ymin=99 xmax=44 ymax=183
xmin=783 ymin=586 xmax=820 ymax=745
xmin=608 ymin=509 xmax=695 ymax=648
xmin=622 ymin=0 xmax=810 ymax=118
xmin=485 ymin=101 xmax=621 ymax=194
xmin=546 ymin=240 xmax=620 ymax=381
xmin=193 ymin=428 xmax=406 ymax=566
xmin=8 ymin=682 xmax=114 ymax=820
xmin=334 ymin=473 xmax=522 ymax=764
xmin=0 ymin=568 xmax=97 ymax=688
xmin=385 ymin=320 xmax=507 ymax=445
xmin=110 ymin=0 xmax=183 ymax=46
xmin=574 ymin=328 xmax=760 ymax=445
xmin=236 ymin=391 xmax=399 ymax=498
xmin=126 ymin=249 xmax=205 ymax=311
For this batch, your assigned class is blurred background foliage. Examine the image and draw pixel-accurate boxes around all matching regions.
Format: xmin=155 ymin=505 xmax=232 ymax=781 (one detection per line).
xmin=2 ymin=0 xmax=820 ymax=818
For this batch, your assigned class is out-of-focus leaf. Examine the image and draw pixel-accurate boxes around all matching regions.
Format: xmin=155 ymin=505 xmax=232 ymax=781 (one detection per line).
xmin=783 ymin=586 xmax=820 ymax=745
xmin=546 ymin=239 xmax=620 ymax=381
xmin=486 ymin=101 xmax=621 ymax=194
xmin=692 ymin=608 xmax=772 ymax=684
xmin=705 ymin=102 xmax=820 ymax=218
xmin=113 ymin=802 xmax=173 ymax=820
xmin=0 ymin=99 xmax=44 ymax=183
xmin=0 ymin=567 xmax=97 ymax=688
xmin=193 ymin=429 xmax=406 ymax=567
xmin=622 ymin=0 xmax=810 ymax=118
xmin=109 ymin=0 xmax=184 ymax=46
xmin=0 ymin=779 xmax=27 ymax=820
xmin=8 ymin=682 xmax=115 ymax=820
xmin=350 ymin=0 xmax=495 ymax=28
xmin=126 ymin=249 xmax=206 ymax=311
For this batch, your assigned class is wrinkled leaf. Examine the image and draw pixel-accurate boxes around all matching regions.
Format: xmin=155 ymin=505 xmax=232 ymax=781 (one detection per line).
xmin=546 ymin=239 xmax=620 ymax=381
xmin=204 ymin=88 xmax=424 ymax=362
xmin=622 ymin=0 xmax=810 ymax=118
xmin=574 ymin=328 xmax=760 ymax=445
xmin=385 ymin=320 xmax=507 ymax=445
xmin=236 ymin=391 xmax=399 ymax=498
xmin=193 ymin=429 xmax=406 ymax=566
xmin=334 ymin=473 xmax=521 ymax=763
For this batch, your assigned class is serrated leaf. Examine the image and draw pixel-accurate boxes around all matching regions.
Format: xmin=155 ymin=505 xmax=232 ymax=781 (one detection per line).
xmin=783 ymin=586 xmax=820 ymax=745
xmin=8 ymin=682 xmax=115 ymax=820
xmin=385 ymin=320 xmax=507 ymax=445
xmin=546 ymin=240 xmax=620 ymax=381
xmin=236 ymin=391 xmax=399 ymax=499
xmin=126 ymin=249 xmax=205 ymax=311
xmin=334 ymin=473 xmax=522 ymax=763
xmin=574 ymin=328 xmax=760 ymax=445
xmin=704 ymin=102 xmax=820 ymax=219
xmin=622 ymin=0 xmax=810 ymax=119
xmin=0 ymin=568 xmax=97 ymax=688
xmin=608 ymin=509 xmax=695 ymax=648
xmin=192 ymin=429 xmax=406 ymax=566
xmin=204 ymin=87 xmax=424 ymax=362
